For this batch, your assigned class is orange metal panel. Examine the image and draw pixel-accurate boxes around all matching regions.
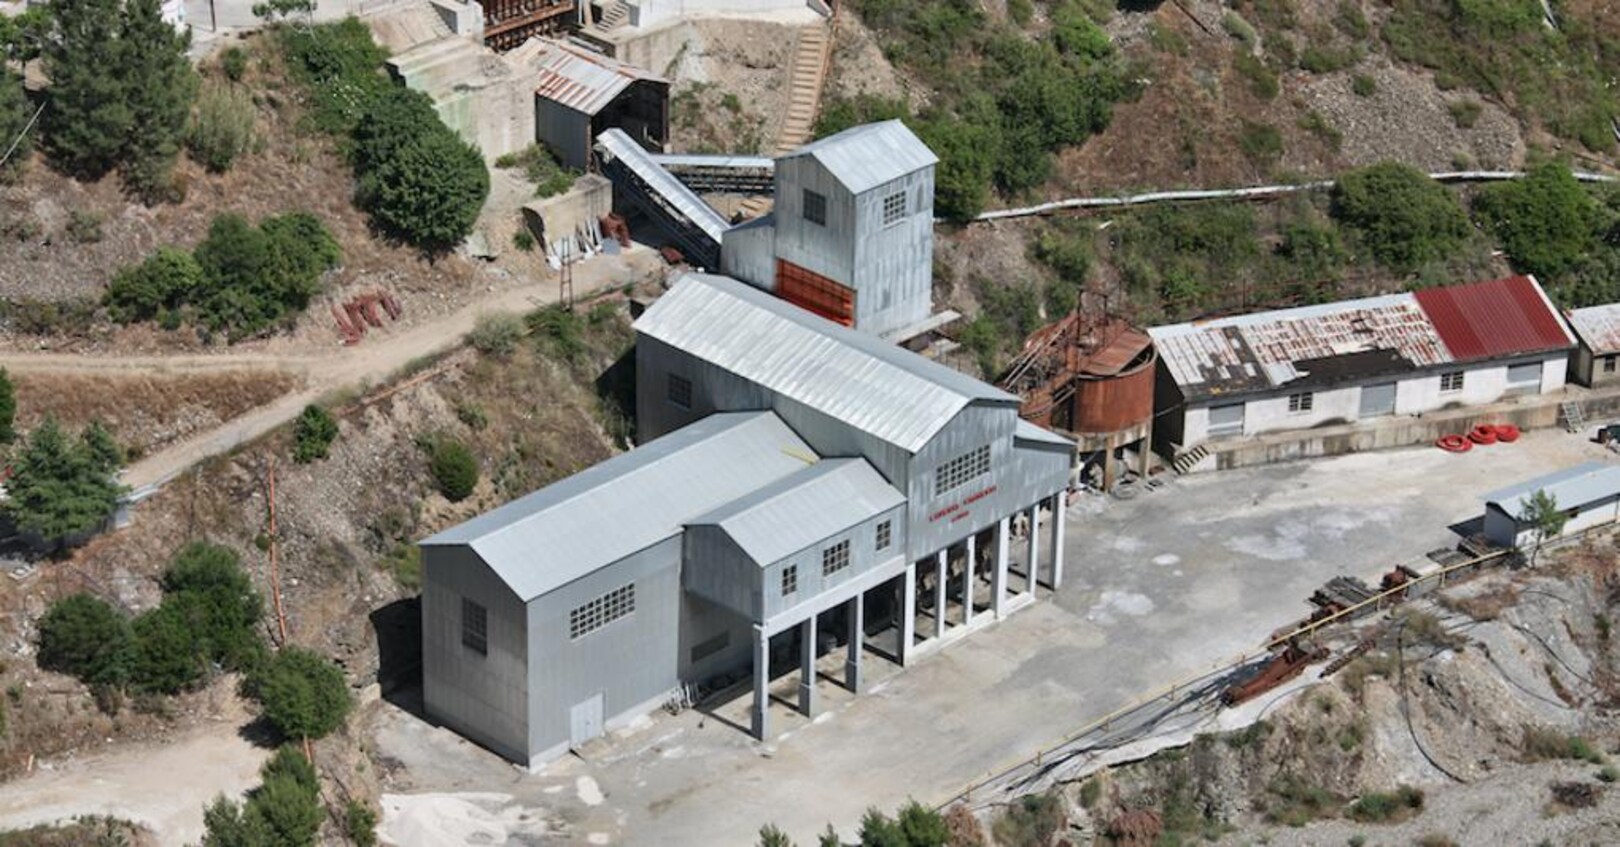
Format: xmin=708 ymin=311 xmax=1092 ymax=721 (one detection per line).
xmin=777 ymin=260 xmax=855 ymax=327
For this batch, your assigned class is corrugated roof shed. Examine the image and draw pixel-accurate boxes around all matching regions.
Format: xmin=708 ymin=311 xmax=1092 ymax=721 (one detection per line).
xmin=1565 ymin=303 xmax=1620 ymax=356
xmin=513 ymin=37 xmax=666 ymax=116
xmin=1015 ymin=418 xmax=1076 ymax=451
xmin=1483 ymin=461 xmax=1620 ymax=519
xmin=782 ymin=120 xmax=938 ymax=195
xmin=1413 ymin=275 xmax=1573 ymax=362
xmin=634 ymin=273 xmax=1019 ymax=453
xmin=689 ymin=458 xmax=904 ymax=566
xmin=421 ymin=411 xmax=816 ymax=601
xmin=1150 ymin=276 xmax=1572 ymax=400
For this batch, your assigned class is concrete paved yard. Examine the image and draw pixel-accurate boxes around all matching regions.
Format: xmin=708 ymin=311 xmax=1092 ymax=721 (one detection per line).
xmin=374 ymin=429 xmax=1613 ymax=845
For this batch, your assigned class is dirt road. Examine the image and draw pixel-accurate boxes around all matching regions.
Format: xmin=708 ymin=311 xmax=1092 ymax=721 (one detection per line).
xmin=0 ymin=719 xmax=266 ymax=843
xmin=0 ymin=249 xmax=664 ymax=492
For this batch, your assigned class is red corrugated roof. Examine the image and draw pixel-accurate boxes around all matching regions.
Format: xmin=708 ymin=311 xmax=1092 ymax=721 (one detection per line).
xmin=1413 ymin=275 xmax=1572 ymax=363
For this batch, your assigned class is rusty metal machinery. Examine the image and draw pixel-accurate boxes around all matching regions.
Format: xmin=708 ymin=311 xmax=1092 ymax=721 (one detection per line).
xmin=999 ymin=295 xmax=1156 ymax=436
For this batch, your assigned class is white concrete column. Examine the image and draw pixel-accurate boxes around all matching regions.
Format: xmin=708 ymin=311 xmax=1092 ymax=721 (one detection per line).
xmin=934 ymin=549 xmax=948 ymax=639
xmin=1050 ymin=493 xmax=1066 ymax=590
xmin=845 ymin=592 xmax=863 ymax=693
xmin=993 ymin=517 xmax=1010 ymax=618
xmin=963 ymin=534 xmax=977 ymax=626
xmin=751 ymin=625 xmax=770 ymax=740
xmin=900 ymin=564 xmax=916 ymax=666
xmin=1026 ymin=504 xmax=1041 ymax=595
xmin=798 ymin=615 xmax=817 ymax=717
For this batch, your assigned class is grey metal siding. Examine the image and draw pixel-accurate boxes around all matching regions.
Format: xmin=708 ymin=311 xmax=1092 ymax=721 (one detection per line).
xmin=773 ymin=156 xmax=856 ymax=285
xmin=720 ymin=217 xmax=778 ymax=293
xmin=678 ymin=593 xmax=754 ymax=685
xmin=526 ymin=539 xmax=682 ymax=756
xmin=422 ymin=546 xmax=529 ymax=763
xmin=849 ymin=168 xmax=934 ymax=335
xmin=760 ymin=502 xmax=907 ymax=619
xmin=907 ymin=404 xmax=1063 ymax=559
xmin=682 ymin=525 xmax=761 ymax=619
xmin=536 ymin=97 xmax=592 ymax=170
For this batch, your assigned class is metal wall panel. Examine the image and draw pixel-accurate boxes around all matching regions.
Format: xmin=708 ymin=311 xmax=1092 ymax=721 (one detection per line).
xmin=720 ymin=216 xmax=778 ymax=292
xmin=682 ymin=525 xmax=760 ymax=619
xmin=526 ymin=539 xmax=682 ymax=756
xmin=536 ymin=98 xmax=591 ymax=170
xmin=849 ymin=168 xmax=935 ymax=336
xmin=773 ymin=155 xmax=857 ymax=288
xmin=759 ymin=502 xmax=907 ymax=620
xmin=422 ymin=546 xmax=530 ymax=764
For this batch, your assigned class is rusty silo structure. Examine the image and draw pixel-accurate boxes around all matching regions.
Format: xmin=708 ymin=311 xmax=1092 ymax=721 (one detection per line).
xmin=1001 ymin=298 xmax=1156 ymax=489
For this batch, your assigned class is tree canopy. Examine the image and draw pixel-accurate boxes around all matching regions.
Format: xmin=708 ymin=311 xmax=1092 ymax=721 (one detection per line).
xmin=248 ymin=646 xmax=353 ymax=741
xmin=36 ymin=593 xmax=132 ymax=685
xmin=1330 ymin=162 xmax=1472 ymax=272
xmin=1474 ymin=162 xmax=1598 ymax=279
xmin=4 ymin=417 xmax=125 ymax=548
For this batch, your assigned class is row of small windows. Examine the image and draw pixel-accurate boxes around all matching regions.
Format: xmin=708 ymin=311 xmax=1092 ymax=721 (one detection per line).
xmin=935 ymin=445 xmax=991 ymax=497
xmin=801 ymin=189 xmax=909 ymax=228
xmin=780 ymin=520 xmax=893 ymax=598
xmin=1290 ymin=371 xmax=1467 ymax=414
xmin=569 ymin=583 xmax=636 ymax=640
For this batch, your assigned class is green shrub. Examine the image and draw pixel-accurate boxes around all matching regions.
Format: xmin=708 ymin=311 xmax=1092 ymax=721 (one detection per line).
xmin=0 ymin=366 xmax=15 ymax=444
xmin=1234 ymin=53 xmax=1280 ymax=100
xmin=494 ymin=145 xmax=580 ymax=198
xmin=1597 ymin=765 xmax=1618 ymax=783
xmin=1299 ymin=111 xmax=1343 ymax=150
xmin=66 ymin=210 xmax=103 ymax=244
xmin=189 ymin=211 xmax=338 ymax=339
xmin=346 ymin=799 xmax=379 ymax=847
xmin=1448 ymin=99 xmax=1482 ymax=129
xmin=292 ymin=404 xmax=338 ymax=463
xmin=188 ymin=81 xmax=257 ymax=173
xmin=991 ymin=792 xmax=1064 ymax=847
xmin=467 ymin=311 xmax=525 ymax=357
xmin=1299 ymin=43 xmax=1360 ymax=74
xmin=105 ymin=247 xmax=203 ymax=323
xmin=161 ymin=542 xmax=264 ymax=671
xmin=1331 ymin=162 xmax=1471 ymax=271
xmin=131 ymin=602 xmax=208 ymax=694
xmin=1521 ymin=726 xmax=1605 ymax=763
xmin=1347 ymin=785 xmax=1424 ymax=822
xmin=1351 ymin=74 xmax=1376 ymax=97
xmin=276 ymin=19 xmax=389 ymax=137
xmin=0 ymin=68 xmax=32 ymax=178
xmin=1264 ymin=775 xmax=1341 ymax=827
xmin=513 ymin=229 xmax=535 ymax=252
xmin=1473 ymin=162 xmax=1597 ymax=278
xmin=1238 ymin=120 xmax=1283 ymax=165
xmin=248 ymin=646 xmax=353 ymax=741
xmin=36 ymin=593 xmax=132 ymax=685
xmin=358 ymin=123 xmax=489 ymax=252
xmin=1222 ymin=11 xmax=1257 ymax=46
xmin=528 ymin=304 xmax=585 ymax=362
xmin=431 ymin=439 xmax=479 ymax=502
xmin=220 ymin=45 xmax=248 ymax=82
xmin=1007 ymin=0 xmax=1032 ymax=26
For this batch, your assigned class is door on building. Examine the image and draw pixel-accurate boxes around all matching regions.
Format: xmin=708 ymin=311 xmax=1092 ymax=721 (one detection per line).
xmin=1208 ymin=403 xmax=1245 ymax=437
xmin=1359 ymin=382 xmax=1397 ymax=418
xmin=570 ymin=693 xmax=604 ymax=748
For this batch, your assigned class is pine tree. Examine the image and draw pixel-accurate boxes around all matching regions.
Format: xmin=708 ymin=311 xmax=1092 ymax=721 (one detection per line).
xmin=43 ymin=0 xmax=130 ymax=179
xmin=0 ymin=68 xmax=32 ymax=176
xmin=0 ymin=366 xmax=15 ymax=444
xmin=117 ymin=0 xmax=197 ymax=202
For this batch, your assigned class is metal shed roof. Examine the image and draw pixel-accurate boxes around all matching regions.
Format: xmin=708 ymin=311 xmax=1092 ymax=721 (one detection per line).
xmin=1565 ymin=303 xmax=1620 ymax=356
xmin=782 ymin=120 xmax=938 ymax=195
xmin=689 ymin=458 xmax=904 ymax=566
xmin=512 ymin=37 xmax=666 ymax=116
xmin=1015 ymin=418 xmax=1076 ymax=452
xmin=1483 ymin=461 xmax=1620 ymax=519
xmin=1413 ymin=275 xmax=1573 ymax=362
xmin=421 ymin=411 xmax=817 ymax=601
xmin=634 ymin=273 xmax=1019 ymax=453
xmin=596 ymin=128 xmax=731 ymax=246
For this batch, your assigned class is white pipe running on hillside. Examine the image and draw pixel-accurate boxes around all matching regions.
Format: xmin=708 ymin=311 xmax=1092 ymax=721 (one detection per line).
xmin=965 ymin=169 xmax=1619 ymax=223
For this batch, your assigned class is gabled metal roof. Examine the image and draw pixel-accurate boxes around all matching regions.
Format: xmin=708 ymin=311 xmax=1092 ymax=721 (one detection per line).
xmin=1413 ymin=275 xmax=1573 ymax=362
xmin=1566 ymin=303 xmax=1620 ymax=356
xmin=1015 ymin=418 xmax=1076 ymax=452
xmin=421 ymin=411 xmax=817 ymax=601
xmin=781 ymin=120 xmax=938 ymax=195
xmin=510 ymin=37 xmax=666 ymax=116
xmin=688 ymin=458 xmax=904 ymax=566
xmin=634 ymin=273 xmax=1019 ymax=453
xmin=1483 ymin=461 xmax=1620 ymax=519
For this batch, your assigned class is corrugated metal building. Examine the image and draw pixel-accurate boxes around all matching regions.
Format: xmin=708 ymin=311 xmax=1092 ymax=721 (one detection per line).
xmin=422 ymin=273 xmax=1073 ymax=766
xmin=508 ymin=38 xmax=669 ymax=170
xmin=1150 ymin=275 xmax=1575 ymax=470
xmin=720 ymin=120 xmax=938 ymax=338
xmin=1483 ymin=461 xmax=1620 ymax=548
xmin=1564 ymin=303 xmax=1620 ymax=387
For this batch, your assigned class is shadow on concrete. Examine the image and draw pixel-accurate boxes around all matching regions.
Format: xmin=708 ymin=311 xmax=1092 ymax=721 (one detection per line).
xmin=237 ymin=713 xmax=284 ymax=749
xmin=1448 ymin=515 xmax=1486 ymax=540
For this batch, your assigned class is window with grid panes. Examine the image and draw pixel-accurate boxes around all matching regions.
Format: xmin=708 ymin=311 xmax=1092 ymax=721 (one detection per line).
xmin=1287 ymin=392 xmax=1313 ymax=413
xmin=781 ymin=564 xmax=798 ymax=597
xmin=569 ymin=583 xmax=636 ymax=640
xmin=935 ymin=445 xmax=990 ymax=497
xmin=461 ymin=598 xmax=487 ymax=656
xmin=876 ymin=520 xmax=892 ymax=551
xmin=882 ymin=191 xmax=906 ymax=226
xmin=803 ymin=190 xmax=827 ymax=226
xmin=821 ymin=540 xmax=850 ymax=577
xmin=1440 ymin=371 xmax=1465 ymax=392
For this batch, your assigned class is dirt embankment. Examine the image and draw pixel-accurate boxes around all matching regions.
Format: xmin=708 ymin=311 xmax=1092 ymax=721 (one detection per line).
xmin=1015 ymin=546 xmax=1620 ymax=846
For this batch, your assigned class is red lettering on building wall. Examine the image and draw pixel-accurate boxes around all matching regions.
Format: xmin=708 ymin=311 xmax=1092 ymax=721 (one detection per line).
xmin=928 ymin=485 xmax=1000 ymax=522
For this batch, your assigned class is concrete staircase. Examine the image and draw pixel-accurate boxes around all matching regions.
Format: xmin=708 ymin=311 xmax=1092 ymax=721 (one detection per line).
xmin=1171 ymin=444 xmax=1210 ymax=475
xmin=733 ymin=21 xmax=831 ymax=219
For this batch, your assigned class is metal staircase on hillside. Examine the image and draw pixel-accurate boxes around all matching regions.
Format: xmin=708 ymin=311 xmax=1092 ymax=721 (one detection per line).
xmin=1561 ymin=400 xmax=1586 ymax=434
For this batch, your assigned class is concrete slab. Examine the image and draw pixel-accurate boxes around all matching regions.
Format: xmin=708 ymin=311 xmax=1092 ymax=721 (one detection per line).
xmin=373 ymin=428 xmax=1616 ymax=845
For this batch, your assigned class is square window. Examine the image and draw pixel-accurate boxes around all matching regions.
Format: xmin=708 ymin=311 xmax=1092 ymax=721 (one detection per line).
xmin=882 ymin=191 xmax=906 ymax=226
xmin=934 ymin=445 xmax=991 ymax=497
xmin=569 ymin=583 xmax=636 ymax=640
xmin=461 ymin=598 xmax=487 ymax=656
xmin=1287 ymin=392 xmax=1313 ymax=413
xmin=1440 ymin=371 xmax=1465 ymax=392
xmin=781 ymin=564 xmax=798 ymax=597
xmin=876 ymin=520 xmax=892 ymax=551
xmin=803 ymin=190 xmax=827 ymax=226
xmin=667 ymin=374 xmax=692 ymax=410
xmin=821 ymin=540 xmax=850 ymax=577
